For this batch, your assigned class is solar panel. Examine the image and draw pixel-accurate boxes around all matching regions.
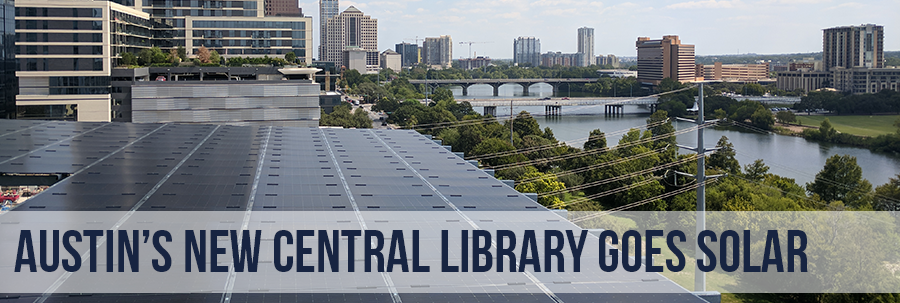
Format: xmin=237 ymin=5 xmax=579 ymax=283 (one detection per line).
xmin=0 ymin=120 xmax=709 ymax=303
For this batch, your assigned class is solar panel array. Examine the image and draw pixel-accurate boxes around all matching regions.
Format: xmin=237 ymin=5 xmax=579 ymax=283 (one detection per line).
xmin=0 ymin=119 xmax=709 ymax=303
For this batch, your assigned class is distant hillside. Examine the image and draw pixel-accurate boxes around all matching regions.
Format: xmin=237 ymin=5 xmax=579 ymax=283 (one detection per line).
xmin=697 ymin=51 xmax=900 ymax=66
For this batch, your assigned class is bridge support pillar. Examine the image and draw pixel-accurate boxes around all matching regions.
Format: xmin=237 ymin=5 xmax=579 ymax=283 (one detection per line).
xmin=490 ymin=83 xmax=502 ymax=96
xmin=484 ymin=106 xmax=497 ymax=117
xmin=551 ymin=83 xmax=559 ymax=97
xmin=545 ymin=105 xmax=562 ymax=117
xmin=522 ymin=83 xmax=530 ymax=96
xmin=605 ymin=105 xmax=624 ymax=116
xmin=461 ymin=85 xmax=469 ymax=96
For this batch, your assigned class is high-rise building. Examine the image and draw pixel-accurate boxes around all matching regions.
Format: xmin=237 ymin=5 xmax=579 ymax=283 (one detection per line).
xmin=395 ymin=42 xmax=418 ymax=67
xmin=265 ymin=0 xmax=301 ymax=16
xmin=513 ymin=37 xmax=540 ymax=67
xmin=14 ymin=0 xmax=151 ymax=121
xmin=697 ymin=62 xmax=770 ymax=81
xmin=422 ymin=35 xmax=451 ymax=69
xmin=823 ymin=24 xmax=884 ymax=71
xmin=458 ymin=56 xmax=491 ymax=70
xmin=1 ymin=0 xmax=15 ymax=119
xmin=577 ymin=27 xmax=594 ymax=66
xmin=324 ymin=6 xmax=377 ymax=68
xmin=319 ymin=0 xmax=338 ymax=61
xmin=636 ymin=35 xmax=695 ymax=85
xmin=541 ymin=52 xmax=584 ymax=67
xmin=597 ymin=54 xmax=619 ymax=68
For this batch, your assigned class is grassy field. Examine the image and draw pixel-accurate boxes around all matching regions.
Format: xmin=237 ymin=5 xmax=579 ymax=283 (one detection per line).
xmin=795 ymin=115 xmax=900 ymax=137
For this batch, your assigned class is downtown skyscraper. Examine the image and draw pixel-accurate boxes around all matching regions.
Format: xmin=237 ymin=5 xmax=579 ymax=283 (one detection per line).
xmin=577 ymin=27 xmax=594 ymax=67
xmin=823 ymin=24 xmax=884 ymax=71
xmin=323 ymin=7 xmax=378 ymax=67
xmin=513 ymin=37 xmax=541 ymax=67
xmin=319 ymin=0 xmax=339 ymax=61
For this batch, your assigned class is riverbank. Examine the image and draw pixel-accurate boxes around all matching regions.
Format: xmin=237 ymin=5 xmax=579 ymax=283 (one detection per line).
xmin=795 ymin=115 xmax=900 ymax=137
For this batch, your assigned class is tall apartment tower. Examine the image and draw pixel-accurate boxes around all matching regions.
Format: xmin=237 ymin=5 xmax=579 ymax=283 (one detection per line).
xmin=265 ymin=0 xmax=301 ymax=16
xmin=823 ymin=24 xmax=884 ymax=71
xmin=513 ymin=37 xmax=541 ymax=67
xmin=319 ymin=0 xmax=339 ymax=61
xmin=395 ymin=42 xmax=419 ymax=67
xmin=577 ymin=27 xmax=594 ymax=66
xmin=422 ymin=35 xmax=452 ymax=69
xmin=636 ymin=35 xmax=695 ymax=85
xmin=324 ymin=6 xmax=378 ymax=66
xmin=1 ymin=0 xmax=15 ymax=118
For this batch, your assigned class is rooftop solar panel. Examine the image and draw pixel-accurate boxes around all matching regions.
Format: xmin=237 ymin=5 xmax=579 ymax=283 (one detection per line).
xmin=0 ymin=120 xmax=709 ymax=303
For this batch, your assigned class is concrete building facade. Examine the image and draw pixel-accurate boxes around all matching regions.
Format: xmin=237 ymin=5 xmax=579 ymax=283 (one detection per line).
xmin=513 ymin=36 xmax=540 ymax=67
xmin=422 ymin=35 xmax=451 ymax=69
xmin=379 ymin=49 xmax=400 ymax=71
xmin=833 ymin=67 xmax=900 ymax=94
xmin=597 ymin=54 xmax=619 ymax=68
xmin=318 ymin=0 xmax=338 ymax=61
xmin=636 ymin=35 xmax=695 ymax=85
xmin=776 ymin=70 xmax=831 ymax=93
xmin=132 ymin=68 xmax=320 ymax=127
xmin=577 ymin=27 xmax=594 ymax=66
xmin=1 ymin=0 xmax=15 ymax=119
xmin=458 ymin=56 xmax=491 ymax=70
xmin=323 ymin=6 xmax=377 ymax=66
xmin=14 ymin=0 xmax=151 ymax=121
xmin=823 ymin=24 xmax=884 ymax=71
xmin=697 ymin=62 xmax=770 ymax=81
xmin=395 ymin=42 xmax=418 ymax=67
xmin=342 ymin=47 xmax=367 ymax=74
xmin=541 ymin=52 xmax=584 ymax=67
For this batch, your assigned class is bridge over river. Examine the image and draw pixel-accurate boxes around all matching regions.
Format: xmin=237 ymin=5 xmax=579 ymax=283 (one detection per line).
xmin=408 ymin=78 xmax=597 ymax=96
xmin=457 ymin=95 xmax=801 ymax=116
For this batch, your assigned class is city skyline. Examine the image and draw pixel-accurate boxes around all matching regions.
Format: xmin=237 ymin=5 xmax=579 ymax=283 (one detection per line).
xmin=299 ymin=0 xmax=899 ymax=59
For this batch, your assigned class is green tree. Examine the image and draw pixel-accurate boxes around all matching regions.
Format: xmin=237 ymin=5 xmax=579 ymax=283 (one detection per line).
xmin=120 ymin=52 xmax=137 ymax=66
xmin=342 ymin=69 xmax=366 ymax=89
xmin=874 ymin=174 xmax=900 ymax=211
xmin=515 ymin=167 xmax=567 ymax=208
xmin=319 ymin=104 xmax=372 ymax=128
xmin=806 ymin=154 xmax=873 ymax=208
xmin=743 ymin=159 xmax=769 ymax=182
xmin=176 ymin=46 xmax=186 ymax=61
xmin=209 ymin=50 xmax=221 ymax=65
xmin=775 ymin=111 xmax=797 ymax=124
xmin=431 ymin=87 xmax=454 ymax=103
xmin=584 ymin=129 xmax=607 ymax=150
xmin=708 ymin=136 xmax=740 ymax=174
xmin=749 ymin=107 xmax=775 ymax=130
xmin=508 ymin=111 xmax=543 ymax=141
xmin=470 ymin=138 xmax=527 ymax=167
xmin=284 ymin=52 xmax=296 ymax=63
xmin=742 ymin=83 xmax=766 ymax=96
xmin=819 ymin=118 xmax=837 ymax=140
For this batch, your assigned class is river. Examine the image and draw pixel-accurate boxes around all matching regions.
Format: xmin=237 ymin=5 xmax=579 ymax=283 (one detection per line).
xmin=450 ymin=83 xmax=900 ymax=186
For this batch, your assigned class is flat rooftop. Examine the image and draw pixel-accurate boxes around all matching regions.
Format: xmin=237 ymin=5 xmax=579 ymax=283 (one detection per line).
xmin=0 ymin=119 xmax=708 ymax=303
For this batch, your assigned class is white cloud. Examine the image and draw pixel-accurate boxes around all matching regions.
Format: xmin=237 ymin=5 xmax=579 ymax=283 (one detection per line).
xmin=666 ymin=0 xmax=744 ymax=9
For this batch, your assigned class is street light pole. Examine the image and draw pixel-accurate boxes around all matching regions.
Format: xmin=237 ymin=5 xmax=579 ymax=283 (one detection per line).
xmin=695 ymin=82 xmax=706 ymax=293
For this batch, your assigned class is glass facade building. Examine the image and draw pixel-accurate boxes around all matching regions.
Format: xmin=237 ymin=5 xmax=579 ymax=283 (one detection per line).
xmin=1 ymin=0 xmax=15 ymax=119
xmin=188 ymin=17 xmax=309 ymax=58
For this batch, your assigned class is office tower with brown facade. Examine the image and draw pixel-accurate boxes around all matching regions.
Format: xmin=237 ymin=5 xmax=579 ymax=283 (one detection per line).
xmin=265 ymin=0 xmax=301 ymax=16
xmin=636 ymin=35 xmax=695 ymax=85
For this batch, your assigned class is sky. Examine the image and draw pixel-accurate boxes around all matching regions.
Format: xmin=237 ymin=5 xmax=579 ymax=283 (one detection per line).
xmin=297 ymin=0 xmax=900 ymax=59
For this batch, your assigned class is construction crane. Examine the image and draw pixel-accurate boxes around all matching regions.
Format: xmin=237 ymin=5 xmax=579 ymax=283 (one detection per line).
xmin=458 ymin=41 xmax=492 ymax=59
xmin=404 ymin=36 xmax=424 ymax=46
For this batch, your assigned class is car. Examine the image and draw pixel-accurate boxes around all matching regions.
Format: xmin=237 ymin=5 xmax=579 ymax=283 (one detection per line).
xmin=155 ymin=76 xmax=166 ymax=81
xmin=540 ymin=97 xmax=552 ymax=100
xmin=562 ymin=97 xmax=570 ymax=100
xmin=381 ymin=121 xmax=388 ymax=126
